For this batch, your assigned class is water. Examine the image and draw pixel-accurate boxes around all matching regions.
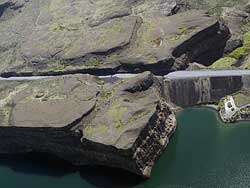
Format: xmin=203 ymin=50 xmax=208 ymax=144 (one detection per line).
xmin=1 ymin=108 xmax=250 ymax=188
xmin=138 ymin=108 xmax=250 ymax=188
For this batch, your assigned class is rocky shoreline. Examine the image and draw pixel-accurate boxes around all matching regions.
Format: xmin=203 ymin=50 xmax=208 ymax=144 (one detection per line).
xmin=0 ymin=72 xmax=177 ymax=177
xmin=1 ymin=0 xmax=250 ymax=178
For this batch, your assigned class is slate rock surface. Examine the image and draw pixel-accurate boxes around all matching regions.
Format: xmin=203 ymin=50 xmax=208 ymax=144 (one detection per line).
xmin=0 ymin=0 xmax=230 ymax=76
xmin=0 ymin=72 xmax=176 ymax=177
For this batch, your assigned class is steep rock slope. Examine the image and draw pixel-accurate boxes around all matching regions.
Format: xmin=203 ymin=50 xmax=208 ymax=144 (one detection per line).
xmin=0 ymin=72 xmax=176 ymax=177
xmin=0 ymin=0 xmax=230 ymax=76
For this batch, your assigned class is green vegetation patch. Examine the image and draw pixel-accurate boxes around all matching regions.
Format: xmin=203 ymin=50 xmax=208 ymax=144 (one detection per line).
xmin=100 ymin=90 xmax=113 ymax=99
xmin=228 ymin=47 xmax=246 ymax=60
xmin=209 ymin=57 xmax=237 ymax=69
xmin=96 ymin=79 xmax=105 ymax=86
xmin=52 ymin=24 xmax=80 ymax=32
xmin=84 ymin=125 xmax=109 ymax=136
xmin=108 ymin=100 xmax=127 ymax=129
xmin=217 ymin=100 xmax=225 ymax=111
xmin=0 ymin=103 xmax=12 ymax=127
xmin=241 ymin=53 xmax=250 ymax=70
xmin=241 ymin=18 xmax=250 ymax=33
xmin=170 ymin=25 xmax=190 ymax=41
xmin=84 ymin=58 xmax=101 ymax=67
xmin=27 ymin=57 xmax=103 ymax=75
xmin=210 ymin=31 xmax=250 ymax=69
xmin=243 ymin=32 xmax=250 ymax=51
xmin=127 ymin=109 xmax=151 ymax=125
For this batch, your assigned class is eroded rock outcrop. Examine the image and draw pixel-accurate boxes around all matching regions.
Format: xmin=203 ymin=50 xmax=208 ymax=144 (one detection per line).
xmin=0 ymin=0 xmax=230 ymax=76
xmin=0 ymin=72 xmax=176 ymax=177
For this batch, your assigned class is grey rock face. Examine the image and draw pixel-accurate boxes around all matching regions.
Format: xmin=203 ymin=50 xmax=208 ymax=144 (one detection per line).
xmin=0 ymin=0 xmax=230 ymax=76
xmin=182 ymin=0 xmax=250 ymax=56
xmin=0 ymin=0 xmax=248 ymax=178
xmin=184 ymin=0 xmax=249 ymax=14
xmin=223 ymin=36 xmax=243 ymax=55
xmin=0 ymin=72 xmax=176 ymax=177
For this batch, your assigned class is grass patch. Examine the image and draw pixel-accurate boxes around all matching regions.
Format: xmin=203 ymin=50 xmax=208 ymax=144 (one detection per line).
xmin=209 ymin=57 xmax=237 ymax=69
xmin=228 ymin=47 xmax=246 ymax=60
xmin=96 ymin=79 xmax=105 ymax=86
xmin=84 ymin=58 xmax=100 ymax=67
xmin=100 ymin=90 xmax=113 ymax=99
xmin=217 ymin=100 xmax=224 ymax=111
xmin=84 ymin=125 xmax=109 ymax=136
xmin=243 ymin=32 xmax=250 ymax=51
xmin=52 ymin=24 xmax=80 ymax=32
xmin=210 ymin=31 xmax=250 ymax=69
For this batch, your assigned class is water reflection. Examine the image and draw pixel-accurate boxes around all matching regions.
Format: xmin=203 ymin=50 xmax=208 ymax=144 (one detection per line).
xmin=0 ymin=153 xmax=142 ymax=188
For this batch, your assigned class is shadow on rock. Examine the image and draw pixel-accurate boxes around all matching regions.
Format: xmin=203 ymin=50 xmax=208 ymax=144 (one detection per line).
xmin=0 ymin=153 xmax=143 ymax=188
xmin=79 ymin=166 xmax=143 ymax=188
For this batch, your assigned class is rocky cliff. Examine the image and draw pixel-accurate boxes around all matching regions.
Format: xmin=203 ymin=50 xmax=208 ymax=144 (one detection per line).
xmin=0 ymin=0 xmax=230 ymax=77
xmin=0 ymin=72 xmax=176 ymax=177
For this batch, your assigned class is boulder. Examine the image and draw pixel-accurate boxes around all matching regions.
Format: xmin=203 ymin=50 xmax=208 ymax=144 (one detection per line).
xmin=221 ymin=6 xmax=249 ymax=54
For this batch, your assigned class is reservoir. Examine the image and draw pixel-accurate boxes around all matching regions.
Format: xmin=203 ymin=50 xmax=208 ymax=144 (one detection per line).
xmin=1 ymin=108 xmax=250 ymax=188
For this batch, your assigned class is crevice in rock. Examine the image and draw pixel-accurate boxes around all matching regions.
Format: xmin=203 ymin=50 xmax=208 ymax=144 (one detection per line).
xmin=0 ymin=2 xmax=12 ymax=18
xmin=88 ymin=8 xmax=132 ymax=28
xmin=65 ymin=102 xmax=97 ymax=131
xmin=0 ymin=57 xmax=175 ymax=78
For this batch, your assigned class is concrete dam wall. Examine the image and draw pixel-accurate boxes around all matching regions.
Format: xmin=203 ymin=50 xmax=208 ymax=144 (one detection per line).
xmin=163 ymin=71 xmax=250 ymax=107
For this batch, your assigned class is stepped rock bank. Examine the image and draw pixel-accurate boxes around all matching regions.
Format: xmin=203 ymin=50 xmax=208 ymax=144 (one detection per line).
xmin=0 ymin=72 xmax=176 ymax=177
xmin=1 ymin=70 xmax=250 ymax=177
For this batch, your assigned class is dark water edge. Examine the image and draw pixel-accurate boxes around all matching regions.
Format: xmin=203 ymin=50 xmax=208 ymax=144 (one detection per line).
xmin=0 ymin=152 xmax=143 ymax=188
xmin=1 ymin=107 xmax=250 ymax=188
xmin=137 ymin=107 xmax=250 ymax=188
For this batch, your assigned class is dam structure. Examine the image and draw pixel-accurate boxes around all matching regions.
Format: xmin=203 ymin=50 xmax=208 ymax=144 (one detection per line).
xmin=163 ymin=70 xmax=250 ymax=108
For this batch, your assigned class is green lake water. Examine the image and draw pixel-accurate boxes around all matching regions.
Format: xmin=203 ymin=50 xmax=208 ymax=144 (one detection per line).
xmin=1 ymin=107 xmax=250 ymax=188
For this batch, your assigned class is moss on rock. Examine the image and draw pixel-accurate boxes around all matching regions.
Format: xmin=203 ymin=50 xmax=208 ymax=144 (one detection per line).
xmin=84 ymin=58 xmax=101 ymax=67
xmin=100 ymin=90 xmax=113 ymax=99
xmin=85 ymin=124 xmax=109 ymax=136
xmin=228 ymin=47 xmax=246 ymax=60
xmin=108 ymin=100 xmax=127 ymax=129
xmin=210 ymin=31 xmax=250 ymax=69
xmin=243 ymin=32 xmax=250 ymax=50
xmin=209 ymin=57 xmax=237 ymax=69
